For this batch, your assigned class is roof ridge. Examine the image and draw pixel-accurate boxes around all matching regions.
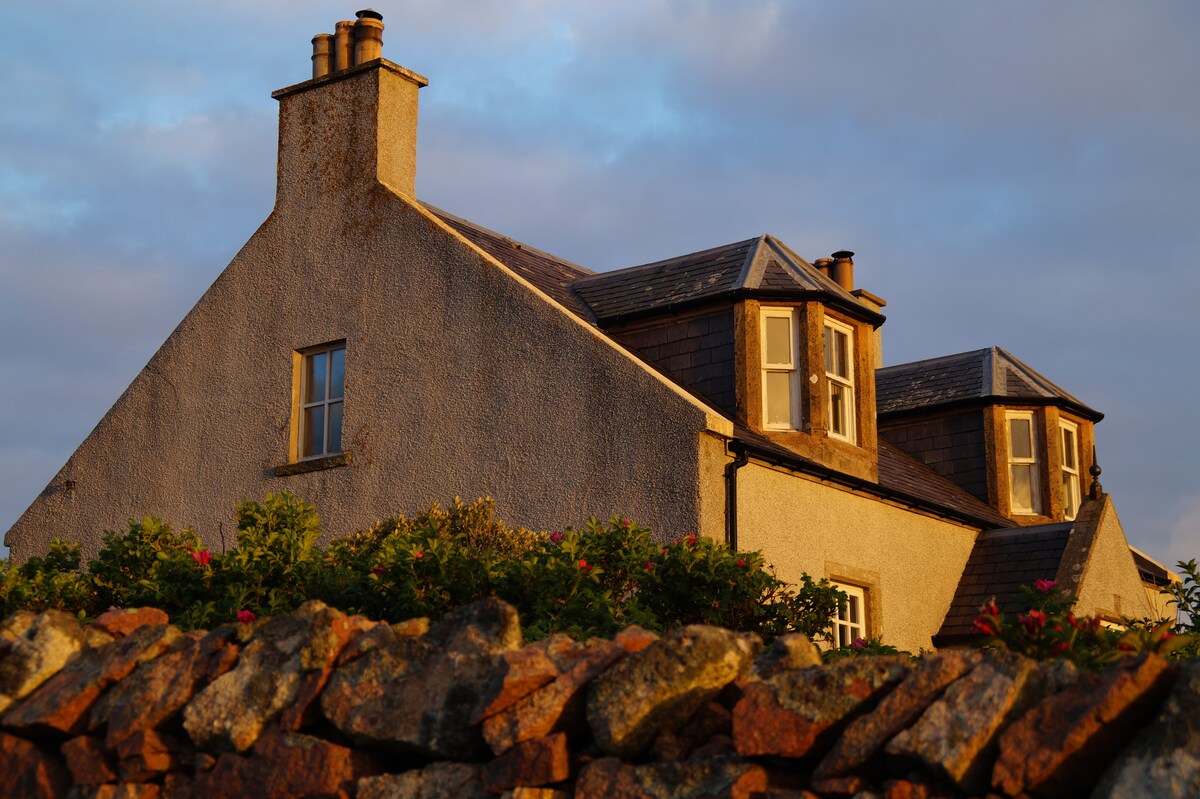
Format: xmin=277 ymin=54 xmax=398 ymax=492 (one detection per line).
xmin=878 ymin=347 xmax=992 ymax=374
xmin=737 ymin=234 xmax=771 ymax=289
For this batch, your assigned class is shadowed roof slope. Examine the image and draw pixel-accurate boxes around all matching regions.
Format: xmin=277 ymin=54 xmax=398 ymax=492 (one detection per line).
xmin=425 ymin=204 xmax=598 ymax=324
xmin=572 ymin=235 xmax=883 ymax=325
xmin=934 ymin=522 xmax=1074 ymax=645
xmin=876 ymin=346 xmax=1102 ymax=421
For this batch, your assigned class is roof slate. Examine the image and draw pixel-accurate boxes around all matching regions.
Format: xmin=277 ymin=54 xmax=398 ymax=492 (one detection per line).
xmin=876 ymin=347 xmax=1102 ymax=421
xmin=935 ymin=523 xmax=1074 ymax=643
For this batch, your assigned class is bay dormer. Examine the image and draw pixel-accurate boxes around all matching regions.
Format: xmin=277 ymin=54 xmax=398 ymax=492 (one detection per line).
xmin=876 ymin=347 xmax=1104 ymax=523
xmin=574 ymin=239 xmax=887 ymax=482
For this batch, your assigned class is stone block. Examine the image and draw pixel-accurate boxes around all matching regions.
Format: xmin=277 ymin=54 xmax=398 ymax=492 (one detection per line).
xmin=482 ymin=731 xmax=571 ymax=792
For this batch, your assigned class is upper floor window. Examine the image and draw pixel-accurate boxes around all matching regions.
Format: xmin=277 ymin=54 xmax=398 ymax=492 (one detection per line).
xmin=832 ymin=582 xmax=867 ymax=648
xmin=761 ymin=308 xmax=800 ymax=430
xmin=1060 ymin=420 xmax=1081 ymax=520
xmin=824 ymin=318 xmax=856 ymax=443
xmin=300 ymin=343 xmax=345 ymax=459
xmin=1007 ymin=410 xmax=1041 ymax=515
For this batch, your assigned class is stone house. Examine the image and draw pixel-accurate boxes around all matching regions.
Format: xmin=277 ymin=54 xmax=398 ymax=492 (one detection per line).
xmin=4 ymin=12 xmax=1170 ymax=652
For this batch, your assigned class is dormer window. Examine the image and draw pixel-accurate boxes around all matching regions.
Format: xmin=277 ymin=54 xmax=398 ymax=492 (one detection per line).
xmin=761 ymin=308 xmax=801 ymax=430
xmin=1060 ymin=420 xmax=1081 ymax=520
xmin=1006 ymin=410 xmax=1041 ymax=515
xmin=824 ymin=318 xmax=856 ymax=443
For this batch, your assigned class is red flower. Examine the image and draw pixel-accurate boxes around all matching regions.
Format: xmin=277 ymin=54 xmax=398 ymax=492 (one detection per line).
xmin=661 ymin=546 xmax=669 ymax=554
xmin=236 ymin=610 xmax=256 ymax=624
xmin=191 ymin=549 xmax=212 ymax=567
xmin=620 ymin=519 xmax=631 ymax=528
xmin=555 ymin=597 xmax=565 ymax=605
xmin=972 ymin=617 xmax=997 ymax=636
xmin=983 ymin=600 xmax=1001 ymax=617
xmin=371 ymin=565 xmax=384 ymax=576
xmin=644 ymin=561 xmax=654 ymax=571
xmin=1066 ymin=613 xmax=1079 ymax=629
xmin=1018 ymin=609 xmax=1048 ymax=632
xmin=851 ymin=637 xmax=867 ymax=650
xmin=736 ymin=559 xmax=746 ymax=568
xmin=550 ymin=531 xmax=564 ymax=544
xmin=1034 ymin=578 xmax=1057 ymax=593
xmin=684 ymin=535 xmax=697 ymax=549
xmin=1118 ymin=642 xmax=1136 ymax=652
xmin=578 ymin=559 xmax=591 ymax=572
xmin=1051 ymin=642 xmax=1070 ymax=655
xmin=414 ymin=549 xmax=424 ymax=559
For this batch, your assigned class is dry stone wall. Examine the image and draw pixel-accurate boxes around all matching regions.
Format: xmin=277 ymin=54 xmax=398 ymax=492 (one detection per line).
xmin=0 ymin=599 xmax=1195 ymax=799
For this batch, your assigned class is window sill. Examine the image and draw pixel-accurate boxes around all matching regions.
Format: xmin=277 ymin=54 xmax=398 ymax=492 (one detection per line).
xmin=273 ymin=451 xmax=351 ymax=477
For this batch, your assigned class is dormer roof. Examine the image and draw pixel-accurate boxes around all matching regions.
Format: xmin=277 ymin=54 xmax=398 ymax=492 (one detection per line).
xmin=876 ymin=346 xmax=1103 ymax=422
xmin=571 ymin=235 xmax=885 ymax=326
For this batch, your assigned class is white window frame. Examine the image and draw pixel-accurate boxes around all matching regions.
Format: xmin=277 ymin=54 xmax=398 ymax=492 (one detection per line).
xmin=760 ymin=308 xmax=801 ymax=431
xmin=823 ymin=317 xmax=856 ymax=443
xmin=1006 ymin=410 xmax=1041 ymax=515
xmin=832 ymin=582 xmax=868 ymax=648
xmin=299 ymin=343 xmax=345 ymax=460
xmin=1060 ymin=419 xmax=1081 ymax=521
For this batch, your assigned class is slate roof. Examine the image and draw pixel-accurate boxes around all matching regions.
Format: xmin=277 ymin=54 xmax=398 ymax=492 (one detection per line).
xmin=572 ymin=235 xmax=883 ymax=325
xmin=934 ymin=522 xmax=1074 ymax=644
xmin=732 ymin=424 xmax=1012 ymax=529
xmin=425 ymin=204 xmax=598 ymax=324
xmin=876 ymin=347 xmax=1103 ymax=421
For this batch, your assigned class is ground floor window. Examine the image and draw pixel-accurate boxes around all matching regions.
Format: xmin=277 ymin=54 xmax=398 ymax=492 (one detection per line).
xmin=832 ymin=582 xmax=867 ymax=648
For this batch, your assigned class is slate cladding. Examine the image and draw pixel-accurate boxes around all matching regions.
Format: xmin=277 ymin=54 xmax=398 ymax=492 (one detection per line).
xmin=613 ymin=311 xmax=737 ymax=416
xmin=934 ymin=523 xmax=1074 ymax=644
xmin=879 ymin=410 xmax=988 ymax=502
xmin=876 ymin=347 xmax=1102 ymax=421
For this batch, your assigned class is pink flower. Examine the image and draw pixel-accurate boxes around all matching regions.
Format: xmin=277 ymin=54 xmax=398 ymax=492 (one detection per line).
xmin=1034 ymin=578 xmax=1056 ymax=593
xmin=578 ymin=559 xmax=591 ymax=572
xmin=236 ymin=610 xmax=256 ymax=624
xmin=620 ymin=519 xmax=631 ymax=528
xmin=371 ymin=565 xmax=384 ymax=576
xmin=550 ymin=531 xmax=564 ymax=544
xmin=851 ymin=638 xmax=867 ymax=650
xmin=191 ymin=549 xmax=212 ymax=567
xmin=555 ymin=597 xmax=565 ymax=605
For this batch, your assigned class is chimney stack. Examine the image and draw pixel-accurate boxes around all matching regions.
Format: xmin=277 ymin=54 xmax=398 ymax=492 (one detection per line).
xmin=813 ymin=257 xmax=834 ymax=280
xmin=276 ymin=9 xmax=428 ymax=203
xmin=830 ymin=250 xmax=855 ymax=291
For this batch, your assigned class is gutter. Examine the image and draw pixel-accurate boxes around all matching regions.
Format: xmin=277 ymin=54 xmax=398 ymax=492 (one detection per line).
xmin=723 ymin=442 xmax=751 ymax=551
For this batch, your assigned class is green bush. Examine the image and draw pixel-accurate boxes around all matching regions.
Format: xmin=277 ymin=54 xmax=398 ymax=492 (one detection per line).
xmin=971 ymin=578 xmax=1196 ymax=669
xmin=0 ymin=494 xmax=844 ymax=644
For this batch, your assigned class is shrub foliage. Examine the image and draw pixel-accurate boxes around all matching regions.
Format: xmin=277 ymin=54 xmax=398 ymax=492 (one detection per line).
xmin=0 ymin=493 xmax=843 ymax=643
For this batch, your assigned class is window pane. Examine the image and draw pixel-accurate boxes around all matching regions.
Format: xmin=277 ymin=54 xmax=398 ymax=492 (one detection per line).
xmin=1063 ymin=473 xmax=1079 ymax=519
xmin=1011 ymin=463 xmax=1034 ymax=511
xmin=764 ymin=316 xmax=792 ymax=365
xmin=848 ymin=595 xmax=859 ymax=625
xmin=1009 ymin=418 xmax=1033 ymax=459
xmin=764 ymin=372 xmax=793 ymax=426
xmin=824 ymin=327 xmax=834 ymax=373
xmin=305 ymin=352 xmax=327 ymax=403
xmin=329 ymin=348 xmax=345 ymax=400
xmin=829 ymin=382 xmax=845 ymax=434
xmin=1062 ymin=427 xmax=1077 ymax=469
xmin=825 ymin=327 xmax=849 ymax=378
xmin=328 ymin=401 xmax=343 ymax=454
xmin=303 ymin=406 xmax=325 ymax=457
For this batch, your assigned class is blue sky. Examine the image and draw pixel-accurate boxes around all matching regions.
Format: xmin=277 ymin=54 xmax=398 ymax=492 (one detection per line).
xmin=2 ymin=2 xmax=1198 ymax=566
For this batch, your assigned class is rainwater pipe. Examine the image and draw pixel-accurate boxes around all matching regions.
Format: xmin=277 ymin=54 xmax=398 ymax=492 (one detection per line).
xmin=724 ymin=442 xmax=750 ymax=552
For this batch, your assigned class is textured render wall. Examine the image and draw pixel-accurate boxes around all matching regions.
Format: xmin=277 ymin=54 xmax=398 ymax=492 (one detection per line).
xmin=1061 ymin=496 xmax=1159 ymax=621
xmin=879 ymin=410 xmax=988 ymax=502
xmin=736 ymin=463 xmax=979 ymax=653
xmin=5 ymin=65 xmax=728 ymax=560
xmin=612 ymin=311 xmax=736 ymax=416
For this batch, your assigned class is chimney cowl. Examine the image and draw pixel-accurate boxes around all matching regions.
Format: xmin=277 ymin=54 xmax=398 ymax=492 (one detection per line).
xmin=356 ymin=8 xmax=383 ymax=20
xmin=830 ymin=250 xmax=855 ymax=291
